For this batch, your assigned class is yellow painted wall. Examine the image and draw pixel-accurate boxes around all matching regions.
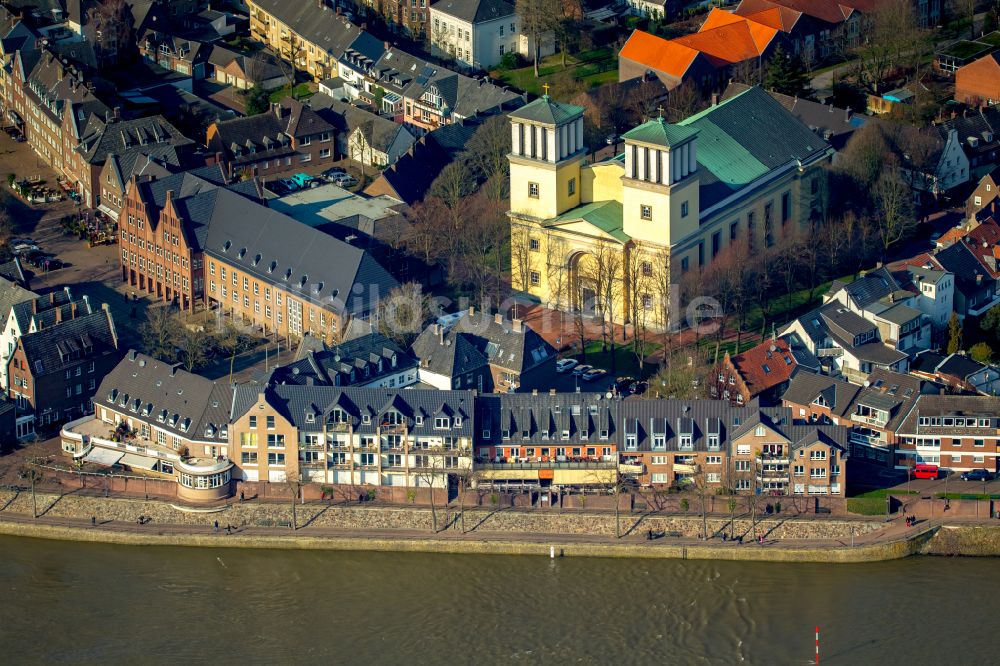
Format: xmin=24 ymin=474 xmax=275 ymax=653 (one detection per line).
xmin=509 ymin=158 xmax=582 ymax=220
xmin=581 ymin=162 xmax=625 ymax=203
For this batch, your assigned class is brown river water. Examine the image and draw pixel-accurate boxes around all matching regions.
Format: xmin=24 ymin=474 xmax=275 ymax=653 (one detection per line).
xmin=0 ymin=536 xmax=994 ymax=664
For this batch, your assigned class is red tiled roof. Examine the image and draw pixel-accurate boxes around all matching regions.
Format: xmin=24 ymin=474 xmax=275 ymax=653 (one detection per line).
xmin=619 ymin=30 xmax=700 ymax=78
xmin=674 ymin=9 xmax=777 ymax=66
xmin=729 ymin=337 xmax=798 ymax=396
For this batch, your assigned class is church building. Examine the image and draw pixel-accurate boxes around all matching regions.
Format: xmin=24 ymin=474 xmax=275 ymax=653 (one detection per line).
xmin=507 ymin=85 xmax=834 ymax=329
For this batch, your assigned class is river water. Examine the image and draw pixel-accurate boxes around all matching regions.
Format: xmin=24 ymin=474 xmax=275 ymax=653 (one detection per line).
xmin=0 ymin=536 xmax=993 ymax=664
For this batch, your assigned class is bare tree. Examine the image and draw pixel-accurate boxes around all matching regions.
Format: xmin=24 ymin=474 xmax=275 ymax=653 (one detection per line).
xmin=284 ymin=471 xmax=304 ymax=530
xmin=873 ymin=167 xmax=917 ymax=255
xmin=464 ymin=115 xmax=511 ymax=203
xmin=510 ymin=225 xmax=535 ymax=293
xmin=176 ymin=325 xmax=209 ymax=372
xmin=690 ymin=463 xmax=711 ymax=540
xmin=413 ymin=454 xmax=446 ymax=533
xmin=20 ymin=465 xmax=43 ymax=519
xmin=853 ymin=0 xmax=925 ymax=94
xmin=376 ymin=281 xmax=433 ymax=347
xmin=545 ymin=235 xmax=570 ymax=311
xmin=592 ymin=468 xmax=628 ymax=539
xmin=140 ymin=307 xmax=183 ymax=362
xmin=516 ymin=0 xmax=561 ymax=76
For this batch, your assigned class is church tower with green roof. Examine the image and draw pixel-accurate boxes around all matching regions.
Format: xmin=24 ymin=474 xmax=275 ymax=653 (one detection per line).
xmin=507 ymin=91 xmax=586 ymax=221
xmin=620 ymin=115 xmax=700 ymax=246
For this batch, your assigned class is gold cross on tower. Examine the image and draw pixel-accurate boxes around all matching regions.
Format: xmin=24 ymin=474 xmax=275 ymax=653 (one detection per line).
xmin=543 ymin=83 xmax=550 ymax=98
xmin=657 ymin=104 xmax=665 ymax=120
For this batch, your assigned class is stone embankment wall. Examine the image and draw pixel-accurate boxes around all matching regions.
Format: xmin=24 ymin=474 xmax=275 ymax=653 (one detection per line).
xmin=0 ymin=489 xmax=879 ymax=540
xmin=921 ymin=525 xmax=1000 ymax=557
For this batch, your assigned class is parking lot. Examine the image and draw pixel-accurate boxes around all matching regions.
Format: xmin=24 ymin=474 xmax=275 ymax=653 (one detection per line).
xmin=852 ymin=460 xmax=1000 ymax=497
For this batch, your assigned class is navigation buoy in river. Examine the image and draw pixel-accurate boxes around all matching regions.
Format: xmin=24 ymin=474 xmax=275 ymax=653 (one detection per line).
xmin=815 ymin=626 xmax=819 ymax=664
xmin=550 ymin=546 xmax=555 ymax=559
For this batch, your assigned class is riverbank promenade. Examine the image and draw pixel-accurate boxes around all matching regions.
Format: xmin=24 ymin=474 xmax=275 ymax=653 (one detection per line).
xmin=0 ymin=485 xmax=985 ymax=561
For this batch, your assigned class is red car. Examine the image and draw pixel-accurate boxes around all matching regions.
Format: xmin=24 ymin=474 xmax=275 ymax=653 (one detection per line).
xmin=913 ymin=464 xmax=938 ymax=480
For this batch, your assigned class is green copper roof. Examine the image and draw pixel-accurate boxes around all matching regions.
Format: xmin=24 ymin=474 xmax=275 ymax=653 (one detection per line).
xmin=552 ymin=201 xmax=630 ymax=243
xmin=676 ymin=86 xmax=831 ymax=195
xmin=509 ymin=96 xmax=583 ymax=125
xmin=622 ymin=117 xmax=698 ymax=148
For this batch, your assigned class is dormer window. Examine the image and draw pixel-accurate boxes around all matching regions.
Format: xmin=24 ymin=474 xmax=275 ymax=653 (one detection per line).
xmin=362 ymin=414 xmax=371 ymax=424
xmin=435 ymin=417 xmax=449 ymax=429
xmin=223 ymin=240 xmax=231 ymax=252
xmin=454 ymin=417 xmax=462 ymax=427
xmin=305 ymin=413 xmax=315 ymax=423
xmin=268 ymin=261 xmax=277 ymax=273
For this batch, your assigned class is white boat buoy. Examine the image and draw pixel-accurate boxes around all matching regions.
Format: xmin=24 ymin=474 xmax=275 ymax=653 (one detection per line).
xmin=550 ymin=546 xmax=555 ymax=559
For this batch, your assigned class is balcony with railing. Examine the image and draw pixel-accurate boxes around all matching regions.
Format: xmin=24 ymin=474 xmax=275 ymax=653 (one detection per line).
xmin=476 ymin=460 xmax=617 ymax=470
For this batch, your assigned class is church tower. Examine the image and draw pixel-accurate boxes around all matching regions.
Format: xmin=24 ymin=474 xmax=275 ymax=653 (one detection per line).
xmin=620 ymin=115 xmax=700 ymax=247
xmin=507 ymin=89 xmax=586 ymax=221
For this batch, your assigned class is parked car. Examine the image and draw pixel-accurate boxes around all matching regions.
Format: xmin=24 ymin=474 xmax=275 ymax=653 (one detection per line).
xmin=12 ymin=243 xmax=40 ymax=255
xmin=572 ymin=364 xmax=592 ymax=376
xmin=333 ymin=173 xmax=358 ymax=187
xmin=615 ymin=376 xmax=635 ymax=393
xmin=322 ymin=167 xmax=346 ymax=179
xmin=556 ymin=358 xmax=579 ymax=373
xmin=290 ymin=173 xmax=314 ymax=189
xmin=280 ymin=178 xmax=301 ymax=192
xmin=629 ymin=381 xmax=648 ymax=395
xmin=960 ymin=469 xmax=993 ymax=482
xmin=581 ymin=368 xmax=607 ymax=382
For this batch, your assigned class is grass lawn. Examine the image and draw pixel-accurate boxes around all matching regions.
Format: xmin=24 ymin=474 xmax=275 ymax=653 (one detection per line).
xmin=576 ymin=339 xmax=661 ymax=378
xmin=492 ymin=49 xmax=618 ymax=96
xmin=935 ymin=492 xmax=1000 ymax=500
xmin=850 ymin=488 xmax=917 ymax=499
xmin=269 ymin=83 xmax=314 ymax=103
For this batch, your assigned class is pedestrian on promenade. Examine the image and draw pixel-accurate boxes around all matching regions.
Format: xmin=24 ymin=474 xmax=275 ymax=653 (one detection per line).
xmin=213 ymin=520 xmax=219 ymax=532
xmin=91 ymin=516 xmax=96 ymax=527
xmin=240 ymin=490 xmax=245 ymax=502
xmin=647 ymin=529 xmax=653 ymax=541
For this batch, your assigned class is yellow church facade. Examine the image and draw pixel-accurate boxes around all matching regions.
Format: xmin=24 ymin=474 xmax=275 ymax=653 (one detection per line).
xmin=507 ymin=86 xmax=836 ymax=330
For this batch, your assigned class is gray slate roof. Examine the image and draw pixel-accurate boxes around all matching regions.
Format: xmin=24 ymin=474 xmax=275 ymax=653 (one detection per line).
xmin=0 ymin=277 xmax=36 ymax=325
xmin=509 ymin=96 xmax=582 ymax=125
xmin=309 ymin=94 xmax=410 ymax=152
xmin=431 ymin=0 xmax=515 ymax=24
xmin=95 ymin=351 xmax=233 ymax=443
xmin=780 ymin=370 xmax=860 ymax=418
xmin=476 ymin=392 xmax=618 ymax=447
xmin=259 ymin=331 xmax=416 ymax=387
xmin=76 ymin=114 xmax=193 ymax=166
xmin=412 ymin=311 xmax=556 ymax=375
xmin=898 ymin=394 xmax=1000 ymax=437
xmin=20 ymin=308 xmax=117 ymax=378
xmin=232 ymin=383 xmax=475 ymax=436
xmin=249 ymin=0 xmax=367 ymax=56
xmin=411 ymin=326 xmax=489 ymax=379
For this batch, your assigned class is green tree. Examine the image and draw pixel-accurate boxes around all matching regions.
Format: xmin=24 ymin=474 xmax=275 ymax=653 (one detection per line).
xmin=947 ymin=312 xmax=963 ymax=354
xmin=763 ymin=46 xmax=810 ymax=97
xmin=970 ymin=342 xmax=993 ymax=364
xmin=244 ymin=84 xmax=270 ymax=115
xmin=980 ymin=304 xmax=1000 ymax=341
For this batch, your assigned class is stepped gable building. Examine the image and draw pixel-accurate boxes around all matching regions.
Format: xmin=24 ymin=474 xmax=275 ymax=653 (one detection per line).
xmin=119 ymin=166 xmax=398 ymax=341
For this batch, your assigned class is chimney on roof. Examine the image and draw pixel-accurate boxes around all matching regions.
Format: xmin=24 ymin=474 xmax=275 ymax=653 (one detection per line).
xmin=437 ymin=323 xmax=444 ymax=345
xmin=468 ymin=306 xmax=475 ymax=316
xmin=129 ymin=350 xmax=138 ymax=361
xmin=532 ymin=389 xmax=538 ymax=395
xmin=494 ymin=313 xmax=503 ymax=325
xmin=513 ymin=318 xmax=523 ymax=333
xmin=31 ymin=299 xmax=37 ymax=314
xmin=49 ymin=292 xmax=56 ymax=305
xmin=336 ymin=6 xmax=341 ymax=14
xmin=977 ymin=273 xmax=983 ymax=285
xmin=55 ymin=305 xmax=62 ymax=324
xmin=711 ymin=93 xmax=718 ymax=106
xmin=113 ymin=106 xmax=120 ymax=120
xmin=102 ymin=303 xmax=118 ymax=349
xmin=384 ymin=40 xmax=391 ymax=50
xmin=549 ymin=388 xmax=557 ymax=395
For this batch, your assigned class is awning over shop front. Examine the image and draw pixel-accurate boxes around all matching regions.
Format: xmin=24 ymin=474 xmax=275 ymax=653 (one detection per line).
xmin=119 ymin=453 xmax=156 ymax=470
xmin=83 ymin=447 xmax=123 ymax=466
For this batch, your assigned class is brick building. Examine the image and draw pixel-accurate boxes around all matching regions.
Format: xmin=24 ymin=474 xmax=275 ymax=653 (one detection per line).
xmin=7 ymin=305 xmax=120 ymax=430
xmin=954 ymin=52 xmax=1000 ymax=105
xmin=713 ymin=335 xmax=817 ymax=406
xmin=118 ymin=166 xmax=398 ymax=341
xmin=206 ymin=98 xmax=336 ymax=179
xmin=896 ymin=395 xmax=1000 ymax=473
